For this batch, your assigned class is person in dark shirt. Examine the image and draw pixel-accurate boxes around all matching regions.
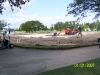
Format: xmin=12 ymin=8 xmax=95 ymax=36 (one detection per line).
xmin=77 ymin=26 xmax=82 ymax=38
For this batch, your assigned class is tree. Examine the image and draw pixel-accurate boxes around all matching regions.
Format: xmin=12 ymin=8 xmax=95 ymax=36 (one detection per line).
xmin=20 ymin=21 xmax=33 ymax=33
xmin=64 ymin=21 xmax=78 ymax=29
xmin=33 ymin=20 xmax=45 ymax=32
xmin=80 ymin=23 xmax=89 ymax=31
xmin=63 ymin=21 xmax=69 ymax=28
xmin=95 ymin=20 xmax=100 ymax=31
xmin=0 ymin=0 xmax=30 ymax=14
xmin=42 ymin=26 xmax=48 ymax=31
xmin=20 ymin=20 xmax=46 ymax=33
xmin=54 ymin=22 xmax=64 ymax=30
xmin=0 ymin=20 xmax=7 ymax=30
xmin=66 ymin=0 xmax=100 ymax=20
xmin=88 ymin=22 xmax=96 ymax=31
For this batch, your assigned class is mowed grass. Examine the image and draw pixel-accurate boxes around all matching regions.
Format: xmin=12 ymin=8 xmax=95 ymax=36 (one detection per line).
xmin=34 ymin=58 xmax=100 ymax=75
xmin=14 ymin=31 xmax=25 ymax=34
xmin=14 ymin=30 xmax=53 ymax=34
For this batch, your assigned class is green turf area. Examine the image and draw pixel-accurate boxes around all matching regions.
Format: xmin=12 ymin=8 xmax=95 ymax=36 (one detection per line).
xmin=14 ymin=30 xmax=53 ymax=34
xmin=14 ymin=31 xmax=25 ymax=34
xmin=34 ymin=58 xmax=100 ymax=75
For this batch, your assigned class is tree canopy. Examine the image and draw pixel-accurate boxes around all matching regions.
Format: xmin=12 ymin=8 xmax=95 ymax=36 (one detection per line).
xmin=53 ymin=21 xmax=78 ymax=31
xmin=54 ymin=22 xmax=64 ymax=30
xmin=0 ymin=0 xmax=30 ymax=14
xmin=66 ymin=0 xmax=100 ymax=20
xmin=20 ymin=20 xmax=47 ymax=33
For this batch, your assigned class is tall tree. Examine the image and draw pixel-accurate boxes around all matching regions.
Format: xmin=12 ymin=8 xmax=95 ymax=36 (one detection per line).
xmin=66 ymin=0 xmax=100 ymax=20
xmin=0 ymin=0 xmax=30 ymax=14
xmin=20 ymin=21 xmax=33 ymax=33
xmin=20 ymin=20 xmax=46 ymax=33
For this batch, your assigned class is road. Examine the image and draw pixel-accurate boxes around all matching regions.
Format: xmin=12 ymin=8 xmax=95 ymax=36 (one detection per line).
xmin=0 ymin=46 xmax=100 ymax=75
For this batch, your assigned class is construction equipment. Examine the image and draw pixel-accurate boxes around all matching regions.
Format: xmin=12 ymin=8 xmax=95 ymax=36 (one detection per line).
xmin=58 ymin=27 xmax=77 ymax=35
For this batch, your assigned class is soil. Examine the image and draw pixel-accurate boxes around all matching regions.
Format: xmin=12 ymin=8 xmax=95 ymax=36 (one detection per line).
xmin=10 ymin=32 xmax=100 ymax=46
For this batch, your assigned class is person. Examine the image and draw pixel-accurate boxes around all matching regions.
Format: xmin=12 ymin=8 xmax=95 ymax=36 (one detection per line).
xmin=3 ymin=37 xmax=9 ymax=47
xmin=2 ymin=28 xmax=7 ymax=38
xmin=54 ymin=29 xmax=57 ymax=36
xmin=2 ymin=35 xmax=10 ymax=47
xmin=77 ymin=26 xmax=82 ymax=38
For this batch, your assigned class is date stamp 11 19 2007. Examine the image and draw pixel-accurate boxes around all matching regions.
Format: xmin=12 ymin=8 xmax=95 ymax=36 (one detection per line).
xmin=74 ymin=63 xmax=95 ymax=68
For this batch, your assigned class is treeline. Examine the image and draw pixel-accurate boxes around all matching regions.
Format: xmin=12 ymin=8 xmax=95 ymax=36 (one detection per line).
xmin=17 ymin=20 xmax=100 ymax=32
xmin=1 ymin=19 xmax=100 ymax=33
xmin=49 ymin=20 xmax=100 ymax=31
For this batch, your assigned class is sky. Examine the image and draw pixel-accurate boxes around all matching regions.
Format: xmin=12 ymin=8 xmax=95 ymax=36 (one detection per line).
xmin=0 ymin=0 xmax=98 ymax=29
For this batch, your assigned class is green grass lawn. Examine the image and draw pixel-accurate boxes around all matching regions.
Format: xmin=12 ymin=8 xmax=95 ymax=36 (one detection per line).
xmin=36 ymin=58 xmax=100 ymax=75
xmin=14 ymin=30 xmax=54 ymax=34
xmin=14 ymin=31 xmax=25 ymax=34
xmin=34 ymin=58 xmax=100 ymax=75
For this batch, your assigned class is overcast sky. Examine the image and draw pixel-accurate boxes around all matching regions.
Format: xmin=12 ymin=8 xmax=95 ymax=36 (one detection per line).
xmin=0 ymin=0 xmax=97 ymax=29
